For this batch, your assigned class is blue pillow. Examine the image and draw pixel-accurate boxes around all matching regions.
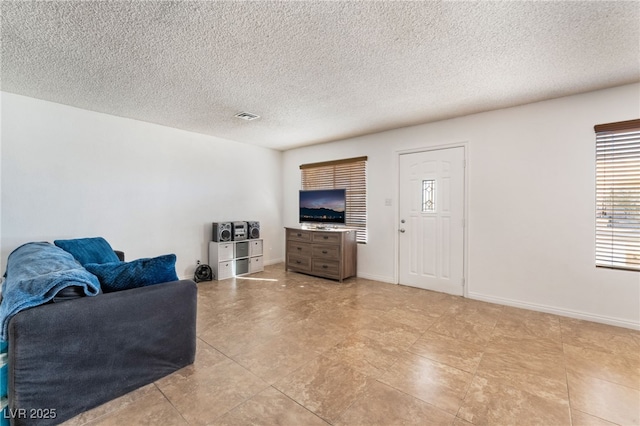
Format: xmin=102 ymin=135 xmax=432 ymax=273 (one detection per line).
xmin=85 ymin=254 xmax=178 ymax=293
xmin=54 ymin=237 xmax=120 ymax=266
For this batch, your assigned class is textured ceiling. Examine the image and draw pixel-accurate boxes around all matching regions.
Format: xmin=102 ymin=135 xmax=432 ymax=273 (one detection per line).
xmin=1 ymin=1 xmax=639 ymax=150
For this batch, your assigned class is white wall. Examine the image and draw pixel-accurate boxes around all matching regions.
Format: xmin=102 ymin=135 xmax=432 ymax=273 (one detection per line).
xmin=283 ymin=83 xmax=640 ymax=329
xmin=1 ymin=93 xmax=284 ymax=278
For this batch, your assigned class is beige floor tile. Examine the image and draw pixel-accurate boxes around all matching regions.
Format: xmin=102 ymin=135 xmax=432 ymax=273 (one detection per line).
xmin=80 ymin=387 xmax=187 ymax=426
xmin=567 ymin=372 xmax=640 ymax=426
xmin=560 ymin=317 xmax=640 ymax=357
xmin=274 ymin=355 xmax=370 ymax=423
xmin=409 ymin=330 xmax=484 ymax=373
xmin=478 ymin=335 xmax=567 ymax=402
xmin=564 ymin=343 xmax=640 ymax=390
xmin=279 ymin=320 xmax=350 ymax=354
xmin=571 ymin=409 xmax=619 ymax=426
xmin=493 ymin=307 xmax=562 ymax=343
xmin=475 ymin=353 xmax=569 ymax=403
xmin=345 ymin=291 xmax=405 ymax=311
xmin=335 ymin=380 xmax=454 ymax=426
xmin=478 ymin=332 xmax=568 ymax=402
xmin=487 ymin=331 xmax=564 ymax=356
xmin=458 ymin=374 xmax=571 ymax=426
xmin=445 ymin=298 xmax=504 ymax=317
xmin=379 ymin=352 xmax=473 ymax=415
xmin=382 ymin=306 xmax=441 ymax=333
xmin=428 ymin=309 xmax=498 ymax=346
xmin=321 ymin=334 xmax=402 ymax=378
xmin=349 ymin=315 xmax=424 ymax=351
xmin=232 ymin=334 xmax=322 ymax=384
xmin=452 ymin=417 xmax=473 ymax=426
xmin=199 ymin=312 xmax=298 ymax=357
xmin=452 ymin=417 xmax=474 ymax=426
xmin=155 ymin=355 xmax=269 ymax=424
xmin=213 ymin=387 xmax=328 ymax=426
xmin=61 ymin=384 xmax=159 ymax=426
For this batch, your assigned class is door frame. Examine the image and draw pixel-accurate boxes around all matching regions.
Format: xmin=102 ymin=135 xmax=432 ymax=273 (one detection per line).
xmin=394 ymin=142 xmax=469 ymax=297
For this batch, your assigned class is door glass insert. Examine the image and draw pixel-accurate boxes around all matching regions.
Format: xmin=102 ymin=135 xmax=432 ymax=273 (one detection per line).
xmin=422 ymin=179 xmax=436 ymax=212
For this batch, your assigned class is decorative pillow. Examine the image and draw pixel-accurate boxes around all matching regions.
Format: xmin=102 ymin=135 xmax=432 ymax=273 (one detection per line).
xmin=54 ymin=237 xmax=120 ymax=266
xmin=84 ymin=254 xmax=178 ymax=293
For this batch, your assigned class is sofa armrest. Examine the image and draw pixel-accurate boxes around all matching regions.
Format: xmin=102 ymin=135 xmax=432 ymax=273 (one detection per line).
xmin=7 ymin=280 xmax=197 ymax=425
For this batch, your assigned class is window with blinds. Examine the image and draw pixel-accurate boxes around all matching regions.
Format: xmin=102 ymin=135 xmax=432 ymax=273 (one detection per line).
xmin=595 ymin=119 xmax=640 ymax=271
xmin=300 ymin=156 xmax=367 ymax=243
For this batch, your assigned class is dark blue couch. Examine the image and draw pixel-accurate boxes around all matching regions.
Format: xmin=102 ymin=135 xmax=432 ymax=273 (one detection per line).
xmin=2 ymin=244 xmax=197 ymax=425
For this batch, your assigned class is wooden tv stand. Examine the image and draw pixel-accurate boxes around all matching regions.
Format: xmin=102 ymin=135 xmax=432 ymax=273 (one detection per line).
xmin=285 ymin=227 xmax=357 ymax=282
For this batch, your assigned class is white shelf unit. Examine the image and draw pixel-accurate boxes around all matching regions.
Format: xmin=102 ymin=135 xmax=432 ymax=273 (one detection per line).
xmin=209 ymin=239 xmax=263 ymax=280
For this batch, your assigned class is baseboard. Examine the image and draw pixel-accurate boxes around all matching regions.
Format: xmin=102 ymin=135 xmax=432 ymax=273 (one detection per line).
xmin=264 ymin=258 xmax=284 ymax=266
xmin=468 ymin=291 xmax=640 ymax=331
xmin=356 ymin=272 xmax=396 ymax=284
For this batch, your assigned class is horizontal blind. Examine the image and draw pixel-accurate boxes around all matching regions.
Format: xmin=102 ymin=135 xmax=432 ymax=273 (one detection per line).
xmin=301 ymin=157 xmax=367 ymax=243
xmin=595 ymin=119 xmax=640 ymax=271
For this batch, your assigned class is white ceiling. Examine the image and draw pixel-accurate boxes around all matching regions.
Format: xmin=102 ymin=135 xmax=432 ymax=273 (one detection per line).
xmin=1 ymin=1 xmax=639 ymax=151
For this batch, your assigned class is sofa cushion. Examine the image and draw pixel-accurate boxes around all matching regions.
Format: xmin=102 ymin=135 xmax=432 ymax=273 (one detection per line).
xmin=85 ymin=254 xmax=179 ymax=293
xmin=54 ymin=237 xmax=120 ymax=266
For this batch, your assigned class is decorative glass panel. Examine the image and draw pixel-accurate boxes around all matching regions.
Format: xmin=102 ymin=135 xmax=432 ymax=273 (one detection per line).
xmin=422 ymin=180 xmax=436 ymax=212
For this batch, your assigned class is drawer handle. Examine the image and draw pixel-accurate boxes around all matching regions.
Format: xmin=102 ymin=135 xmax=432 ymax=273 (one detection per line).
xmin=297 ymin=247 xmax=302 ymax=251
xmin=296 ymin=260 xmax=302 ymax=264
xmin=323 ymin=236 xmax=328 ymax=239
xmin=322 ymin=250 xmax=328 ymax=254
xmin=322 ymin=265 xmax=328 ymax=269
xmin=297 ymin=233 xmax=302 ymax=237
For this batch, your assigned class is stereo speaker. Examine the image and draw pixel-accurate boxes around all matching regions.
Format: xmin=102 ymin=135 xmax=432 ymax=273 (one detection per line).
xmin=232 ymin=221 xmax=248 ymax=241
xmin=247 ymin=221 xmax=260 ymax=239
xmin=212 ymin=222 xmax=232 ymax=242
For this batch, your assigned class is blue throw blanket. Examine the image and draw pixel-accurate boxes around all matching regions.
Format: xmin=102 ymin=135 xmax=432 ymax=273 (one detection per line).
xmin=0 ymin=242 xmax=100 ymax=340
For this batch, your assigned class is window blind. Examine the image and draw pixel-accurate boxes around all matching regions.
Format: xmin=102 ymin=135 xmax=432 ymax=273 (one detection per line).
xmin=301 ymin=156 xmax=367 ymax=243
xmin=595 ymin=119 xmax=640 ymax=271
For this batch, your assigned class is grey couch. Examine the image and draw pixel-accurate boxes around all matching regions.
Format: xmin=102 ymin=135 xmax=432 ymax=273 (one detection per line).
xmin=5 ymin=251 xmax=197 ymax=425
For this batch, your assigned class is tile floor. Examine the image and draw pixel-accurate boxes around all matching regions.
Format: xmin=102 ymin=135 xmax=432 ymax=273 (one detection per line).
xmin=64 ymin=264 xmax=640 ymax=425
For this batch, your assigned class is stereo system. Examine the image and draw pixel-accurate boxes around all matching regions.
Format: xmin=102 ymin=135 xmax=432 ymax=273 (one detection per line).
xmin=212 ymin=221 xmax=260 ymax=241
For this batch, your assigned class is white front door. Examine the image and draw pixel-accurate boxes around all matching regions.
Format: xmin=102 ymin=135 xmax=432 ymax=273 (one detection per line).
xmin=398 ymin=147 xmax=465 ymax=295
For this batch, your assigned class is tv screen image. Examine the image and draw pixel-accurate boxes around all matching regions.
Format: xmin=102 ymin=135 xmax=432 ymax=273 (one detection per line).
xmin=299 ymin=189 xmax=346 ymax=224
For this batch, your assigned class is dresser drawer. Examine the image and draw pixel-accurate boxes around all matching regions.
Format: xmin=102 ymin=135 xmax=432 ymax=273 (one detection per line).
xmin=288 ymin=241 xmax=312 ymax=257
xmin=312 ymin=244 xmax=340 ymax=260
xmin=312 ymin=259 xmax=340 ymax=277
xmin=312 ymin=232 xmax=341 ymax=244
xmin=287 ymin=254 xmax=311 ymax=272
xmin=287 ymin=229 xmax=311 ymax=242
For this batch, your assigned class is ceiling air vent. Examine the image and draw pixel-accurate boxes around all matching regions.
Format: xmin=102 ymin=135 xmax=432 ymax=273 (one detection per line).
xmin=234 ymin=112 xmax=260 ymax=121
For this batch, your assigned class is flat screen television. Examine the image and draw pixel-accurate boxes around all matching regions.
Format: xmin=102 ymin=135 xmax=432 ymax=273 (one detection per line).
xmin=299 ymin=189 xmax=346 ymax=225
